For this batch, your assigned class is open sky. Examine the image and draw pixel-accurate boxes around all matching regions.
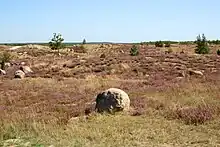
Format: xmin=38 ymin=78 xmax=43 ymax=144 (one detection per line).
xmin=0 ymin=0 xmax=219 ymax=43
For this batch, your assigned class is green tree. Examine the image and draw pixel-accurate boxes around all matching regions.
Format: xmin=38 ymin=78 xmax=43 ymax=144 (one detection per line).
xmin=130 ymin=45 xmax=139 ymax=56
xmin=49 ymin=33 xmax=64 ymax=54
xmin=195 ymin=34 xmax=209 ymax=54
xmin=164 ymin=41 xmax=171 ymax=47
xmin=82 ymin=39 xmax=86 ymax=44
xmin=155 ymin=41 xmax=163 ymax=47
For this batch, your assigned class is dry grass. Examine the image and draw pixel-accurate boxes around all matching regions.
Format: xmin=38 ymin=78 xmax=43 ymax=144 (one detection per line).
xmin=0 ymin=77 xmax=220 ymax=146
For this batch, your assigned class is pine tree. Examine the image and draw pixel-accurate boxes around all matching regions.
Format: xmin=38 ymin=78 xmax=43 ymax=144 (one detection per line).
xmin=49 ymin=33 xmax=64 ymax=54
xmin=195 ymin=34 xmax=209 ymax=54
xmin=130 ymin=45 xmax=139 ymax=56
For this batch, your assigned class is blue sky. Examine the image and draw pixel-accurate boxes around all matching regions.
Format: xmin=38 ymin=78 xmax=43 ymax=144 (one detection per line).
xmin=0 ymin=0 xmax=219 ymax=43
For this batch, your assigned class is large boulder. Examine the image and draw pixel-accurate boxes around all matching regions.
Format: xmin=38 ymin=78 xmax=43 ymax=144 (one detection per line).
xmin=20 ymin=66 xmax=33 ymax=74
xmin=14 ymin=70 xmax=25 ymax=79
xmin=95 ymin=88 xmax=130 ymax=113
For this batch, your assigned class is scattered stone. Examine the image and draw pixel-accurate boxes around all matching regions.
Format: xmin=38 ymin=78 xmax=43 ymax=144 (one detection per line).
xmin=3 ymin=138 xmax=30 ymax=147
xmin=9 ymin=46 xmax=22 ymax=50
xmin=20 ymin=66 xmax=33 ymax=74
xmin=175 ymin=77 xmax=184 ymax=81
xmin=110 ymin=69 xmax=116 ymax=74
xmin=95 ymin=88 xmax=130 ymax=113
xmin=4 ymin=62 xmax=11 ymax=68
xmin=178 ymin=71 xmax=186 ymax=77
xmin=188 ymin=69 xmax=203 ymax=76
xmin=68 ymin=116 xmax=88 ymax=124
xmin=80 ymin=59 xmax=86 ymax=63
xmin=0 ymin=69 xmax=6 ymax=75
xmin=145 ymin=57 xmax=156 ymax=62
xmin=145 ymin=74 xmax=150 ymax=77
xmin=211 ymin=68 xmax=218 ymax=73
xmin=120 ymin=63 xmax=130 ymax=70
xmin=14 ymin=70 xmax=25 ymax=79
xmin=20 ymin=62 xmax=26 ymax=65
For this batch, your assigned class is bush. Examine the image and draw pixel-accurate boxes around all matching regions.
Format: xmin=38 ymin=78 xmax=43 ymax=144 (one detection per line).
xmin=195 ymin=34 xmax=210 ymax=54
xmin=73 ymin=45 xmax=87 ymax=53
xmin=130 ymin=45 xmax=139 ymax=56
xmin=49 ymin=33 xmax=64 ymax=54
xmin=164 ymin=41 xmax=171 ymax=47
xmin=167 ymin=48 xmax=173 ymax=53
xmin=0 ymin=51 xmax=12 ymax=70
xmin=175 ymin=105 xmax=213 ymax=125
xmin=217 ymin=49 xmax=220 ymax=55
xmin=155 ymin=41 xmax=163 ymax=47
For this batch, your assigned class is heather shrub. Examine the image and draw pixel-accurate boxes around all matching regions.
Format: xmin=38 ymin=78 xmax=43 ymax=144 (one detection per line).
xmin=73 ymin=45 xmax=87 ymax=53
xmin=167 ymin=48 xmax=173 ymax=53
xmin=175 ymin=105 xmax=213 ymax=125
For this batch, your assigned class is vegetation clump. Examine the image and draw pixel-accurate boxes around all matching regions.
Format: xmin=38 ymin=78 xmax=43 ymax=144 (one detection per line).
xmin=164 ymin=41 xmax=171 ymax=47
xmin=130 ymin=45 xmax=139 ymax=56
xmin=167 ymin=48 xmax=173 ymax=53
xmin=0 ymin=51 xmax=12 ymax=70
xmin=82 ymin=39 xmax=86 ymax=44
xmin=195 ymin=34 xmax=209 ymax=54
xmin=49 ymin=33 xmax=65 ymax=54
xmin=217 ymin=49 xmax=220 ymax=55
xmin=155 ymin=41 xmax=163 ymax=47
xmin=175 ymin=105 xmax=213 ymax=125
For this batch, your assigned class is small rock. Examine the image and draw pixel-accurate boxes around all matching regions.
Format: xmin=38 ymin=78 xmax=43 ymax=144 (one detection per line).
xmin=20 ymin=62 xmax=26 ymax=65
xmin=4 ymin=62 xmax=11 ymax=68
xmin=120 ymin=63 xmax=130 ymax=70
xmin=175 ymin=77 xmax=184 ymax=80
xmin=20 ymin=66 xmax=33 ymax=74
xmin=178 ymin=71 xmax=185 ymax=77
xmin=110 ymin=69 xmax=116 ymax=74
xmin=68 ymin=116 xmax=88 ymax=124
xmin=211 ymin=68 xmax=217 ymax=73
xmin=145 ymin=74 xmax=150 ymax=77
xmin=14 ymin=70 xmax=25 ymax=79
xmin=145 ymin=57 xmax=156 ymax=62
xmin=95 ymin=88 xmax=130 ymax=113
xmin=0 ymin=69 xmax=6 ymax=75
xmin=188 ymin=69 xmax=203 ymax=76
xmin=80 ymin=60 xmax=86 ymax=63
